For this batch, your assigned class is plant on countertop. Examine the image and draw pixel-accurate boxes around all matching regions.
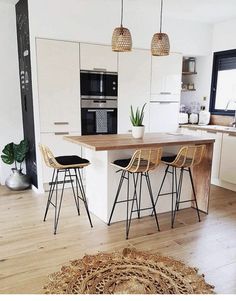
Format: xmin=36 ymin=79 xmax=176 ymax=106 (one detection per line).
xmin=1 ymin=139 xmax=29 ymax=170
xmin=130 ymin=103 xmax=146 ymax=126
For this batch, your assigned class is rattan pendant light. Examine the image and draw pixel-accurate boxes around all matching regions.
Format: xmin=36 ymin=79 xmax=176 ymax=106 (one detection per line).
xmin=112 ymin=0 xmax=132 ymax=52
xmin=151 ymin=0 xmax=170 ymax=56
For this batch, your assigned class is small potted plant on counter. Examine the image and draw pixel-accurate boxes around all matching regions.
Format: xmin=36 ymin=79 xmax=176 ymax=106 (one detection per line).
xmin=130 ymin=103 xmax=146 ymax=139
xmin=1 ymin=139 xmax=30 ymax=190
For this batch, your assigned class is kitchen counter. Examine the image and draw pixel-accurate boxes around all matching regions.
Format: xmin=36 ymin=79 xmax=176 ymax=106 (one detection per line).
xmin=64 ymin=132 xmax=215 ymax=151
xmin=64 ymin=133 xmax=214 ymax=223
xmin=180 ymin=124 xmax=236 ymax=134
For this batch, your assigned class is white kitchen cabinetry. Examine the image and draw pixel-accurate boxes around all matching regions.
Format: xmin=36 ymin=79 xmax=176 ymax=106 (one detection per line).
xmin=80 ymin=43 xmax=118 ymax=72
xmin=201 ymin=130 xmax=223 ymax=180
xmin=219 ymin=133 xmax=236 ymax=184
xmin=151 ymin=53 xmax=182 ymax=98
xmin=150 ymin=102 xmax=179 ymax=132
xmin=118 ymin=49 xmax=151 ymax=133
xmin=36 ymin=39 xmax=81 ymax=133
xmin=40 ymin=132 xmax=82 ymax=184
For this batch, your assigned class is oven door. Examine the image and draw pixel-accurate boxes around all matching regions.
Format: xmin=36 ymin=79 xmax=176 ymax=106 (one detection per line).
xmin=81 ymin=108 xmax=117 ymax=135
xmin=80 ymin=71 xmax=104 ymax=98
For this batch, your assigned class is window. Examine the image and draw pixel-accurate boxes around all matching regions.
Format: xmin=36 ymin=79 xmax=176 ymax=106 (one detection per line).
xmin=210 ymin=49 xmax=236 ymax=115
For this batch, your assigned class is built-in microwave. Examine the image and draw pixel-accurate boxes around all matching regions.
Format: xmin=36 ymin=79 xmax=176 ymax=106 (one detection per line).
xmin=80 ymin=70 xmax=118 ymax=99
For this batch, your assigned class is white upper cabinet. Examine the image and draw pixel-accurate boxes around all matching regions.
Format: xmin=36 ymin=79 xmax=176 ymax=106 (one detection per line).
xmin=118 ymin=49 xmax=151 ymax=133
xmin=80 ymin=43 xmax=118 ymax=71
xmin=36 ymin=39 xmax=81 ymax=133
xmin=151 ymin=53 xmax=182 ymax=98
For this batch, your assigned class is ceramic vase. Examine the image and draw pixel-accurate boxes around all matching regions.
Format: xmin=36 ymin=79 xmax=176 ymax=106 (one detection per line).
xmin=5 ymin=168 xmax=31 ymax=191
xmin=132 ymin=126 xmax=145 ymax=139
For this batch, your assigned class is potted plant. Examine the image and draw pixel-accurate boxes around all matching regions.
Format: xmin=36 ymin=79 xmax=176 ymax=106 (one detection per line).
xmin=130 ymin=103 xmax=146 ymax=139
xmin=1 ymin=139 xmax=31 ymax=190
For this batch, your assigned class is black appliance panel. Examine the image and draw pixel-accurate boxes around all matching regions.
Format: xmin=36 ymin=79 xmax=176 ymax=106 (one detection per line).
xmin=81 ymin=108 xmax=117 ymax=135
xmin=80 ymin=71 xmax=118 ymax=98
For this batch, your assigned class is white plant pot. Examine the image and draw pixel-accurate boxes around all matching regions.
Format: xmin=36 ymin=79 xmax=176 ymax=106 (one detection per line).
xmin=132 ymin=126 xmax=145 ymax=139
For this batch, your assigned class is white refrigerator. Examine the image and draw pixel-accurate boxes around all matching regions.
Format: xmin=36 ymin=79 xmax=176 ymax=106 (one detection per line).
xmin=149 ymin=100 xmax=180 ymax=133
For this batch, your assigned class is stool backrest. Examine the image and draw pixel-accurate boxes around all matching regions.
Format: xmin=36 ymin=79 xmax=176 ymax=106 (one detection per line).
xmin=172 ymin=145 xmax=206 ymax=168
xmin=39 ymin=144 xmax=59 ymax=169
xmin=125 ymin=148 xmax=163 ymax=173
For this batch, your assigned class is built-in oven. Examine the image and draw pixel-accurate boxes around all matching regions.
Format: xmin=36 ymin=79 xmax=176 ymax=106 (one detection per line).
xmin=80 ymin=70 xmax=118 ymax=99
xmin=81 ymin=99 xmax=117 ymax=135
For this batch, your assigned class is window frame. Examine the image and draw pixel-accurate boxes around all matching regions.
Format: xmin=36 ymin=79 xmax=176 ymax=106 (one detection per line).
xmin=209 ymin=49 xmax=236 ymax=116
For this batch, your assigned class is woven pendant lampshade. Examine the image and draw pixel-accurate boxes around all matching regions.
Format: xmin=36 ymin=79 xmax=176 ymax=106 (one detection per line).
xmin=151 ymin=0 xmax=170 ymax=56
xmin=112 ymin=0 xmax=132 ymax=52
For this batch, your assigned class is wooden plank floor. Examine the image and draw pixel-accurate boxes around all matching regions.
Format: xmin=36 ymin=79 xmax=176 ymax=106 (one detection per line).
xmin=0 ymin=184 xmax=236 ymax=294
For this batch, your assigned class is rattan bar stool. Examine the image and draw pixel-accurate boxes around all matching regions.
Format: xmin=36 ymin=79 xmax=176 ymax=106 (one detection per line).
xmin=153 ymin=145 xmax=206 ymax=228
xmin=108 ymin=148 xmax=163 ymax=239
xmin=39 ymin=144 xmax=93 ymax=234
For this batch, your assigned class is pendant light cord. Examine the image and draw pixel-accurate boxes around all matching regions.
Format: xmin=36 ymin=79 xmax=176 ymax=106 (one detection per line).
xmin=160 ymin=0 xmax=163 ymax=33
xmin=121 ymin=0 xmax=124 ymax=27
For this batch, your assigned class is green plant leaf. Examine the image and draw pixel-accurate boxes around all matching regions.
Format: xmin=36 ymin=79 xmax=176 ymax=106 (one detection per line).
xmin=1 ymin=143 xmax=14 ymax=165
xmin=13 ymin=139 xmax=29 ymax=163
xmin=130 ymin=103 xmax=146 ymax=126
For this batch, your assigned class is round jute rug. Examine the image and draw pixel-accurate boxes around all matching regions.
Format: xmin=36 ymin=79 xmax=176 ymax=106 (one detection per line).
xmin=44 ymin=248 xmax=214 ymax=294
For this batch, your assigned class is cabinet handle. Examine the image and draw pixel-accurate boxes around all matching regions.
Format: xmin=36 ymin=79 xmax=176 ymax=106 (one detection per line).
xmin=228 ymin=132 xmax=236 ymax=137
xmin=54 ymin=132 xmax=69 ymax=135
xmin=54 ymin=122 xmax=69 ymax=125
xmin=160 ymin=92 xmax=171 ymax=95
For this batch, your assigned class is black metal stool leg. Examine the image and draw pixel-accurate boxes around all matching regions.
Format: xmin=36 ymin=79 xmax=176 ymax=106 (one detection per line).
xmin=188 ymin=167 xmax=201 ymax=222
xmin=151 ymin=165 xmax=169 ymax=216
xmin=68 ymin=169 xmax=80 ymax=216
xmin=125 ymin=172 xmax=130 ymax=239
xmin=174 ymin=167 xmax=179 ymax=211
xmin=172 ymin=167 xmax=184 ymax=228
xmin=145 ymin=172 xmax=160 ymax=231
xmin=76 ymin=168 xmax=93 ymax=228
xmin=126 ymin=173 xmax=139 ymax=239
xmin=138 ymin=172 xmax=142 ymax=219
xmin=74 ymin=168 xmax=80 ymax=215
xmin=44 ymin=168 xmax=57 ymax=222
xmin=108 ymin=170 xmax=126 ymax=226
xmin=133 ymin=173 xmax=140 ymax=219
xmin=54 ymin=169 xmax=67 ymax=234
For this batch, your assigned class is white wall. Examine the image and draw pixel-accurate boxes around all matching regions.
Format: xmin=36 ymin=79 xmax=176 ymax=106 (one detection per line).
xmin=28 ymin=0 xmax=213 ymax=55
xmin=212 ymin=18 xmax=236 ymax=51
xmin=0 ymin=2 xmax=23 ymax=185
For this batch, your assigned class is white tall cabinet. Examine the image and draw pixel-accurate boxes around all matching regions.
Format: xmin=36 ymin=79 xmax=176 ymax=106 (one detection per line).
xmin=36 ymin=38 xmax=81 ymax=184
xmin=118 ymin=49 xmax=151 ymax=133
xmin=149 ymin=53 xmax=182 ymax=132
xmin=151 ymin=53 xmax=182 ymax=98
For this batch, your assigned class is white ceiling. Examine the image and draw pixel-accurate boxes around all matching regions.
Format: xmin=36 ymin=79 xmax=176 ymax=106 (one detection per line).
xmin=1 ymin=0 xmax=236 ymax=24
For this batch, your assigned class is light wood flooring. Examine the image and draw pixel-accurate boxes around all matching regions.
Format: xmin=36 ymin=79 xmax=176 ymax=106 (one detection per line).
xmin=0 ymin=184 xmax=236 ymax=294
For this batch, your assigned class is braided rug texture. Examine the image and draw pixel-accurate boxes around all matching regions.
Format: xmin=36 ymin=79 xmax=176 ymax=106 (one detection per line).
xmin=44 ymin=248 xmax=214 ymax=294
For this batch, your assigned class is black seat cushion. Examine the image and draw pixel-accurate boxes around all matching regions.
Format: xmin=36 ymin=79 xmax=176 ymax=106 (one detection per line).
xmin=161 ymin=154 xmax=177 ymax=163
xmin=113 ymin=158 xmax=131 ymax=168
xmin=55 ymin=155 xmax=89 ymax=166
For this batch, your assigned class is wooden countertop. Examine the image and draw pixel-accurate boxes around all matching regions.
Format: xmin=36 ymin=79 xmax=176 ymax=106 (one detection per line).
xmin=64 ymin=132 xmax=215 ymax=151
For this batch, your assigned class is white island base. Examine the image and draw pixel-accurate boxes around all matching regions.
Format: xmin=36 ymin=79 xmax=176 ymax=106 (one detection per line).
xmin=84 ymin=148 xmax=192 ymax=224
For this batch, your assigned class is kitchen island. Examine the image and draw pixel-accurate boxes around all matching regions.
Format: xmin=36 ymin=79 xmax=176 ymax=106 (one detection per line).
xmin=64 ymin=133 xmax=215 ymax=223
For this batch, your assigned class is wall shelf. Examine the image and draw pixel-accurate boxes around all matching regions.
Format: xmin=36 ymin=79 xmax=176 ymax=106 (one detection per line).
xmin=181 ymin=89 xmax=196 ymax=92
